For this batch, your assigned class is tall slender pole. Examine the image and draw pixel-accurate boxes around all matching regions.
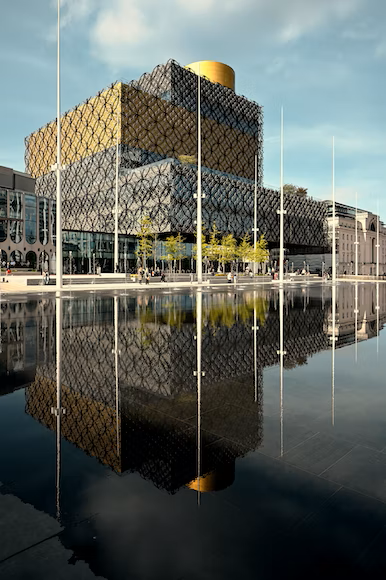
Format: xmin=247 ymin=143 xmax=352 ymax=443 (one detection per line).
xmin=355 ymin=192 xmax=358 ymax=276
xmin=196 ymin=64 xmax=203 ymax=284
xmin=332 ymin=137 xmax=336 ymax=283
xmin=376 ymin=202 xmax=380 ymax=279
xmin=278 ymin=107 xmax=286 ymax=285
xmin=114 ymin=105 xmax=120 ymax=273
xmin=55 ymin=0 xmax=62 ymax=290
xmin=253 ymin=154 xmax=258 ymax=276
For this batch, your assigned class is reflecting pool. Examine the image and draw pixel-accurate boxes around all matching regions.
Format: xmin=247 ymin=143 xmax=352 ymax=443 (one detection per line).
xmin=1 ymin=283 xmax=386 ymax=578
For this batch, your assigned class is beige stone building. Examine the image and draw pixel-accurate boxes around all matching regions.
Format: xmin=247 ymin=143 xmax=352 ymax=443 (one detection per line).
xmin=327 ymin=202 xmax=386 ymax=276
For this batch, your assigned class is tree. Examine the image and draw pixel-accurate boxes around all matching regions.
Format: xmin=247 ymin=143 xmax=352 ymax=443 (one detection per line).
xmin=219 ymin=233 xmax=237 ymax=272
xmin=162 ymin=235 xmax=178 ymax=273
xmin=178 ymin=154 xmax=197 ymax=164
xmin=206 ymin=223 xmax=221 ymax=268
xmin=251 ymin=234 xmax=269 ymax=267
xmin=175 ymin=233 xmax=187 ymax=273
xmin=136 ymin=216 xmax=153 ymax=269
xmin=283 ymin=183 xmax=308 ymax=197
xmin=238 ymin=233 xmax=253 ymax=270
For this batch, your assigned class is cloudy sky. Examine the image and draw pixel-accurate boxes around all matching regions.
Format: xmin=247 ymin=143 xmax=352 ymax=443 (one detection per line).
xmin=1 ymin=0 xmax=385 ymax=214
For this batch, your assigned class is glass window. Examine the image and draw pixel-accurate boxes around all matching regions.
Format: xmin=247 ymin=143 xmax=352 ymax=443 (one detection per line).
xmin=10 ymin=250 xmax=24 ymax=266
xmin=9 ymin=191 xmax=22 ymax=219
xmin=0 ymin=189 xmax=7 ymax=218
xmin=39 ymin=198 xmax=49 ymax=245
xmin=10 ymin=220 xmax=23 ymax=243
xmin=0 ymin=220 xmax=6 ymax=242
xmin=25 ymin=195 xmax=37 ymax=244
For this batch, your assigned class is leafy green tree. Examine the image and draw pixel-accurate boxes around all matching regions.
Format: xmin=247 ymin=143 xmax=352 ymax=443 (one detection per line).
xmin=251 ymin=234 xmax=269 ymax=267
xmin=162 ymin=235 xmax=178 ymax=273
xmin=206 ymin=223 xmax=221 ymax=267
xmin=178 ymin=154 xmax=197 ymax=164
xmin=238 ymin=233 xmax=253 ymax=271
xmin=283 ymin=183 xmax=308 ymax=197
xmin=175 ymin=233 xmax=187 ymax=273
xmin=219 ymin=233 xmax=237 ymax=272
xmin=136 ymin=216 xmax=153 ymax=269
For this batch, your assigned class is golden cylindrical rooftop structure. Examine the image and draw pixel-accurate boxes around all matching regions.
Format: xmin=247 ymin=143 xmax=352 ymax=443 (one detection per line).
xmin=186 ymin=463 xmax=235 ymax=492
xmin=185 ymin=61 xmax=235 ymax=91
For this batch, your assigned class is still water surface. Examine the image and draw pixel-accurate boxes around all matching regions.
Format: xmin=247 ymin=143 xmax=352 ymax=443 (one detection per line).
xmin=1 ymin=283 xmax=386 ymax=578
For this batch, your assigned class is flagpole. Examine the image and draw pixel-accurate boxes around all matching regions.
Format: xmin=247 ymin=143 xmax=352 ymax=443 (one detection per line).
xmin=55 ymin=0 xmax=62 ymax=290
xmin=253 ymin=154 xmax=258 ymax=276
xmin=196 ymin=64 xmax=203 ymax=284
xmin=278 ymin=107 xmax=286 ymax=285
xmin=354 ymin=192 xmax=358 ymax=276
xmin=376 ymin=201 xmax=380 ymax=278
xmin=114 ymin=106 xmax=120 ymax=273
xmin=332 ymin=137 xmax=336 ymax=283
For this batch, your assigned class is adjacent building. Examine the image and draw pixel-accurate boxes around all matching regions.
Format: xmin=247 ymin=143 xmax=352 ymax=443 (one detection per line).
xmin=327 ymin=201 xmax=386 ymax=276
xmin=0 ymin=165 xmax=54 ymax=271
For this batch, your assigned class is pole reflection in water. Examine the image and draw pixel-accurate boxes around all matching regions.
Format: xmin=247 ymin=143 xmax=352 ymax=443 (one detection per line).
xmin=195 ymin=290 xmax=204 ymax=505
xmin=354 ymin=283 xmax=358 ymax=363
xmin=376 ymin=283 xmax=380 ymax=357
xmin=113 ymin=296 xmax=121 ymax=460
xmin=52 ymin=293 xmax=65 ymax=522
xmin=330 ymin=284 xmax=337 ymax=426
xmin=278 ymin=288 xmax=286 ymax=457
xmin=253 ymin=291 xmax=259 ymax=403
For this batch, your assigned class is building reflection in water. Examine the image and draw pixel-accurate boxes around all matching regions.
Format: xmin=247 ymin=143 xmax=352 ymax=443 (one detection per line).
xmin=2 ymin=285 xmax=386 ymax=501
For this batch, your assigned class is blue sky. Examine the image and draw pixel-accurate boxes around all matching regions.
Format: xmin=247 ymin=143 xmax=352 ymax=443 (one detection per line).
xmin=1 ymin=0 xmax=385 ymax=215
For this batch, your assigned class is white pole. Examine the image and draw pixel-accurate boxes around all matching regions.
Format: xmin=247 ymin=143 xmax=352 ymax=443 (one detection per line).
xmin=55 ymin=0 xmax=63 ymax=290
xmin=253 ymin=154 xmax=258 ymax=276
xmin=114 ymin=106 xmax=120 ymax=273
xmin=355 ymin=192 xmax=358 ymax=276
xmin=332 ymin=137 xmax=336 ymax=283
xmin=278 ymin=107 xmax=286 ymax=285
xmin=376 ymin=202 xmax=380 ymax=278
xmin=196 ymin=64 xmax=203 ymax=284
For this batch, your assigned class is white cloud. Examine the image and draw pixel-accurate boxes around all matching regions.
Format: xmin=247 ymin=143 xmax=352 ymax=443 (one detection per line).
xmin=57 ymin=0 xmax=364 ymax=69
xmin=60 ymin=0 xmax=94 ymax=27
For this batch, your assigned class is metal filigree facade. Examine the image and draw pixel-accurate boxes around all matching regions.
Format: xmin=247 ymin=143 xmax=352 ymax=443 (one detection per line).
xmin=25 ymin=59 xmax=328 ymax=254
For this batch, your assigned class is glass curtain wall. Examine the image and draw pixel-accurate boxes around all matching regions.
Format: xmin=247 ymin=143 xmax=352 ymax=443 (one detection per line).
xmin=25 ymin=195 xmax=37 ymax=244
xmin=39 ymin=199 xmax=49 ymax=245
xmin=62 ymin=231 xmax=137 ymax=273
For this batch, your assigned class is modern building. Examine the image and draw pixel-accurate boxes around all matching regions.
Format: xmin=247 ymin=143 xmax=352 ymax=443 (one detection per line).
xmin=0 ymin=166 xmax=54 ymax=271
xmin=24 ymin=59 xmax=329 ymax=273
